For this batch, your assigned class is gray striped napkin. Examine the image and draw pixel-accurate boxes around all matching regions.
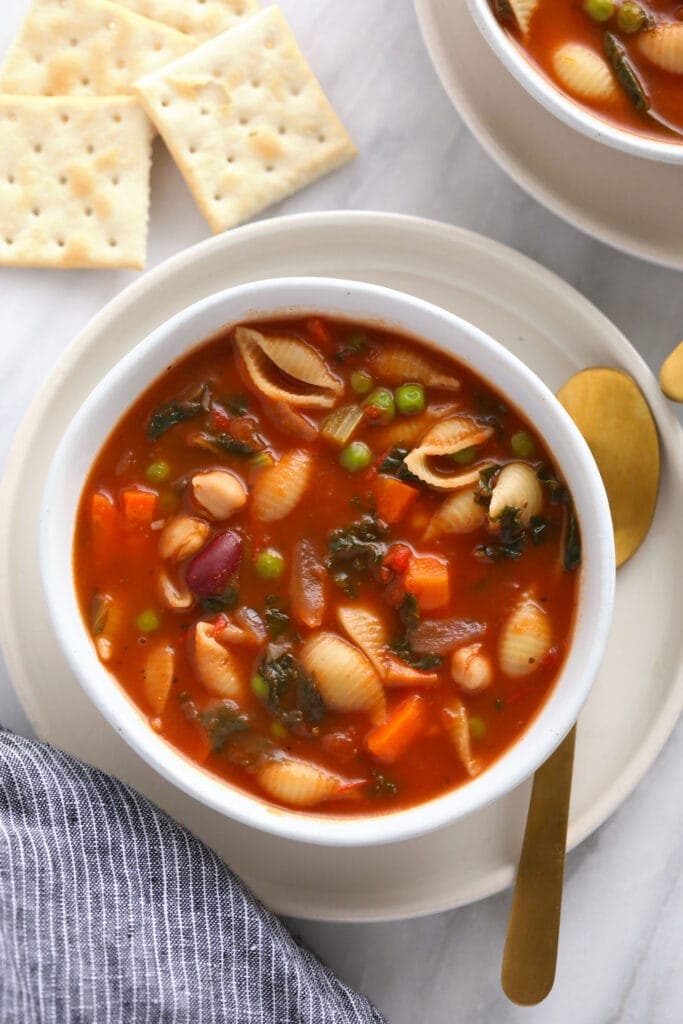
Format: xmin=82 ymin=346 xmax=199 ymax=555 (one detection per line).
xmin=0 ymin=729 xmax=386 ymax=1024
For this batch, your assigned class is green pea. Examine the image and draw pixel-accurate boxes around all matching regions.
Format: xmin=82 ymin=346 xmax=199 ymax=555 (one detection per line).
xmin=350 ymin=369 xmax=373 ymax=395
xmin=255 ymin=548 xmax=285 ymax=580
xmin=270 ymin=721 xmax=288 ymax=740
xmin=510 ymin=430 xmax=535 ymax=458
xmin=451 ymin=446 xmax=478 ymax=465
xmin=251 ymin=673 xmax=269 ymax=700
xmin=363 ymin=387 xmax=395 ymax=425
xmin=146 ymin=460 xmax=170 ymax=483
xmin=395 ymin=383 xmax=426 ymax=416
xmin=469 ymin=716 xmax=487 ymax=741
xmin=339 ymin=441 xmax=373 ymax=473
xmin=582 ymin=0 xmax=614 ymax=22
xmin=136 ymin=609 xmax=161 ymax=634
xmin=617 ymin=1 xmax=645 ymax=32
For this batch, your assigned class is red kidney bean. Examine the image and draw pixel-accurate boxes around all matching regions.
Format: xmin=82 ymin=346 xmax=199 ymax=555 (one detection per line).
xmin=186 ymin=531 xmax=242 ymax=596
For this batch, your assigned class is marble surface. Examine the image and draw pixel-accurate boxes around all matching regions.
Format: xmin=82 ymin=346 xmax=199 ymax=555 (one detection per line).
xmin=2 ymin=0 xmax=683 ymax=1020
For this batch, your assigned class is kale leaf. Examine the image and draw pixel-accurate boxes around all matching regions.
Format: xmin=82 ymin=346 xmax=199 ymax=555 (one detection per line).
xmin=389 ymin=636 xmax=443 ymax=671
xmin=564 ymin=509 xmax=581 ymax=571
xmin=211 ymin=432 xmax=256 ymax=457
xmin=474 ymin=465 xmax=500 ymax=508
xmin=200 ymin=701 xmax=250 ymax=754
xmin=202 ymin=585 xmax=240 ymax=614
xmin=397 ymin=592 xmax=420 ymax=632
xmin=259 ymin=653 xmax=324 ymax=730
xmin=326 ymin=514 xmax=389 ymax=596
xmin=537 ymin=465 xmax=582 ymax=572
xmin=264 ymin=596 xmax=291 ymax=640
xmin=476 ymin=505 xmax=526 ymax=562
xmin=389 ymin=593 xmax=443 ymax=670
xmin=378 ymin=448 xmax=421 ymax=485
xmin=147 ymin=398 xmax=202 ymax=440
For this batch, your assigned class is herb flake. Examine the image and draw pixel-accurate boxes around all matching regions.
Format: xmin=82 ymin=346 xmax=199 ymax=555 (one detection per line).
xmin=368 ymin=770 xmax=398 ymax=798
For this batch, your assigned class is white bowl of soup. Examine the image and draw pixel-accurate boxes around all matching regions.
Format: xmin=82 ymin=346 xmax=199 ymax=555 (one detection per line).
xmin=468 ymin=0 xmax=683 ymax=164
xmin=40 ymin=277 xmax=615 ymax=847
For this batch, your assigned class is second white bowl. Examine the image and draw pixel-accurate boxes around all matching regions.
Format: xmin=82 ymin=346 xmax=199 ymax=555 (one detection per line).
xmin=467 ymin=0 xmax=683 ymax=165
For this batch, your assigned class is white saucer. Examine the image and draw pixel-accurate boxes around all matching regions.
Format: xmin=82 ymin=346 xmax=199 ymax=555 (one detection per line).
xmin=414 ymin=0 xmax=683 ymax=270
xmin=2 ymin=212 xmax=683 ymax=921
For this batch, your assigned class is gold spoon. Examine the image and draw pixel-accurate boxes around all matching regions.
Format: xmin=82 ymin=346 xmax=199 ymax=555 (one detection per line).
xmin=660 ymin=340 xmax=683 ymax=402
xmin=501 ymin=367 xmax=660 ymax=1006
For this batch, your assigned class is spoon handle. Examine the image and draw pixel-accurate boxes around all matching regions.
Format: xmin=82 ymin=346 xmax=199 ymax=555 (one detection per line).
xmin=501 ymin=725 xmax=576 ymax=1006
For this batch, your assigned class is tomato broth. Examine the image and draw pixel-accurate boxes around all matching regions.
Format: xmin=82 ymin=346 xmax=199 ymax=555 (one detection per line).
xmin=493 ymin=0 xmax=683 ymax=142
xmin=74 ymin=316 xmax=580 ymax=815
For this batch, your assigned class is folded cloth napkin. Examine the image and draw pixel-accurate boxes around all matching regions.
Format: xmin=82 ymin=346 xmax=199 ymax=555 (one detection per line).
xmin=0 ymin=729 xmax=386 ymax=1024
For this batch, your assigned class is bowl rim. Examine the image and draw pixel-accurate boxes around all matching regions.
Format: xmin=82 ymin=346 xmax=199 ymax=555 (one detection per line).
xmin=40 ymin=276 xmax=615 ymax=847
xmin=466 ymin=0 xmax=683 ymax=166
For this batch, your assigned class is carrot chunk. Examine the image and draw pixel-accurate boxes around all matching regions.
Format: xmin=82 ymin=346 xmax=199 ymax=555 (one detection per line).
xmin=403 ymin=555 xmax=450 ymax=612
xmin=365 ymin=695 xmax=427 ymax=763
xmin=121 ymin=487 xmax=157 ymax=528
xmin=374 ymin=475 xmax=419 ymax=524
xmin=307 ymin=317 xmax=333 ymax=348
xmin=90 ymin=491 xmax=120 ymax=563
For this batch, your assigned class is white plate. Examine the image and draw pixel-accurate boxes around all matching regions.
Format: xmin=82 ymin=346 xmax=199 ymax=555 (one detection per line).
xmin=414 ymin=0 xmax=683 ymax=270
xmin=2 ymin=211 xmax=682 ymax=922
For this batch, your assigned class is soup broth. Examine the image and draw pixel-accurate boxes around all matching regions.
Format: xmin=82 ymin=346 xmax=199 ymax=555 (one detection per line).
xmin=493 ymin=0 xmax=683 ymax=142
xmin=74 ymin=316 xmax=580 ymax=815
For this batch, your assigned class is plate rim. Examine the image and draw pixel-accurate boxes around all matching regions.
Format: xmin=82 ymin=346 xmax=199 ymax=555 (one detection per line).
xmin=2 ymin=209 xmax=683 ymax=921
xmin=413 ymin=0 xmax=683 ymax=272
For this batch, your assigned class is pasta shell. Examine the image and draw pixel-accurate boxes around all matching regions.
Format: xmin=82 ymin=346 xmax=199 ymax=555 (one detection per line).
xmin=193 ymin=621 xmax=243 ymax=698
xmin=143 ymin=645 xmax=175 ymax=715
xmin=159 ymin=516 xmax=210 ymax=562
xmin=370 ymin=411 xmax=440 ymax=453
xmin=300 ymin=632 xmax=386 ymax=723
xmin=498 ymin=592 xmax=552 ymax=678
xmin=337 ymin=605 xmax=388 ymax=677
xmin=383 ymin=656 xmax=440 ymax=688
xmin=370 ymin=345 xmax=460 ymax=391
xmin=257 ymin=758 xmax=361 ymax=808
xmin=404 ymin=416 xmax=494 ymax=491
xmin=414 ymin=417 xmax=493 ymax=455
xmin=451 ymin=643 xmax=493 ymax=694
xmin=424 ymin=486 xmax=484 ymax=539
xmin=251 ymin=449 xmax=312 ymax=522
xmin=191 ymin=470 xmax=247 ymax=521
xmin=552 ymin=44 xmax=619 ymax=102
xmin=507 ymin=0 xmax=538 ymax=37
xmin=638 ymin=24 xmax=683 ymax=74
xmin=442 ymin=699 xmax=482 ymax=778
xmin=488 ymin=462 xmax=543 ymax=527
xmin=235 ymin=327 xmax=343 ymax=408
xmin=158 ymin=569 xmax=194 ymax=610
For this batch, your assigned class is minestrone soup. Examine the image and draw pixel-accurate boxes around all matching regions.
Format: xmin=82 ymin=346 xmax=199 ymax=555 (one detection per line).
xmin=74 ymin=317 xmax=581 ymax=815
xmin=493 ymin=0 xmax=683 ymax=143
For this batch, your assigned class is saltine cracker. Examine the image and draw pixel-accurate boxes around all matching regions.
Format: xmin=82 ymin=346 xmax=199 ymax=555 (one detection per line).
xmin=135 ymin=5 xmax=356 ymax=233
xmin=111 ymin=0 xmax=259 ymax=42
xmin=0 ymin=0 xmax=195 ymax=97
xmin=0 ymin=96 xmax=152 ymax=269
